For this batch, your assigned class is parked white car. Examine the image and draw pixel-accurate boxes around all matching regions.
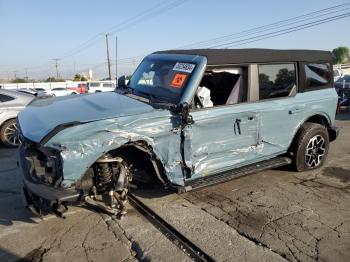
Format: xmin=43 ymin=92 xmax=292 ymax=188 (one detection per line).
xmin=46 ymin=87 xmax=78 ymax=97
xmin=0 ymin=89 xmax=34 ymax=146
xmin=87 ymin=82 xmax=116 ymax=93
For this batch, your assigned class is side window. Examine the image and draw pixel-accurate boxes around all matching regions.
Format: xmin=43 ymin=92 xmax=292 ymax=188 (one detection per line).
xmin=258 ymin=64 xmax=296 ymax=100
xmin=305 ymin=63 xmax=331 ymax=90
xmin=0 ymin=94 xmax=14 ymax=102
xmin=103 ymin=83 xmax=113 ymax=88
xmin=195 ymin=66 xmax=248 ymax=109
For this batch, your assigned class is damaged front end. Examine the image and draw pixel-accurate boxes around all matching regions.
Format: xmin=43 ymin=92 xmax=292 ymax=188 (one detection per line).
xmin=19 ymin=140 xmax=132 ymax=218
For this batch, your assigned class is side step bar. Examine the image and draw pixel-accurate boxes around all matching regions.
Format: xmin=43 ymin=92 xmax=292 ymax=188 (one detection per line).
xmin=179 ymin=157 xmax=291 ymax=193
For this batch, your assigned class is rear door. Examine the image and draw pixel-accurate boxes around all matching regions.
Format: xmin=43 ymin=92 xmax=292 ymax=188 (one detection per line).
xmin=254 ymin=63 xmax=304 ymax=156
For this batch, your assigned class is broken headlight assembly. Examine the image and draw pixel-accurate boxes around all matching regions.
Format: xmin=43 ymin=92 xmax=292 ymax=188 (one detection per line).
xmin=23 ymin=142 xmax=64 ymax=186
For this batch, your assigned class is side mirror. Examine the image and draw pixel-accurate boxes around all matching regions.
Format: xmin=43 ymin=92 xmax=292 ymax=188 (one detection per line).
xmin=118 ymin=75 xmax=126 ymax=89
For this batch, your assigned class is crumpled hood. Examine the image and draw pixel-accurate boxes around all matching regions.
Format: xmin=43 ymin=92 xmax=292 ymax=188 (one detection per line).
xmin=18 ymin=92 xmax=156 ymax=143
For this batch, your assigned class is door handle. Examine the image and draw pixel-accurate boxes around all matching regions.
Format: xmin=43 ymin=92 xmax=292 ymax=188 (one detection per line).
xmin=234 ymin=118 xmax=241 ymax=135
xmin=248 ymin=116 xmax=254 ymax=120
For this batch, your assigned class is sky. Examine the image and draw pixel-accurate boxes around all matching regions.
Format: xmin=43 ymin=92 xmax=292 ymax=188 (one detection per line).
xmin=0 ymin=0 xmax=349 ymax=80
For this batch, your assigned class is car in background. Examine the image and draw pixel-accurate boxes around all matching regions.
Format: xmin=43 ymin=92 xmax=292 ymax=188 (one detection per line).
xmin=46 ymin=87 xmax=78 ymax=97
xmin=334 ymin=75 xmax=350 ymax=90
xmin=68 ymin=83 xmax=87 ymax=94
xmin=34 ymin=87 xmax=49 ymax=95
xmin=87 ymin=81 xmax=116 ymax=93
xmin=34 ymin=88 xmax=46 ymax=92
xmin=333 ymin=68 xmax=343 ymax=82
xmin=0 ymin=89 xmax=34 ymax=147
xmin=18 ymin=88 xmax=53 ymax=98
xmin=18 ymin=88 xmax=38 ymax=96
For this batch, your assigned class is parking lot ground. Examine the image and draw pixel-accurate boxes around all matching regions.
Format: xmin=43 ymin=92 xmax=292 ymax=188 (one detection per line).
xmin=133 ymin=114 xmax=350 ymax=262
xmin=0 ymin=114 xmax=350 ymax=262
xmin=0 ymin=148 xmax=193 ymax=261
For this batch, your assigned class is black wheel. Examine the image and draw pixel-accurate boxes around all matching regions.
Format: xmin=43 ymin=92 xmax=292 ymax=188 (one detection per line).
xmin=0 ymin=119 xmax=21 ymax=147
xmin=290 ymin=122 xmax=329 ymax=171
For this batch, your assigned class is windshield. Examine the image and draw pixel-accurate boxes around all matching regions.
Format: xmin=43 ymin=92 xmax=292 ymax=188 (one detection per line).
xmin=333 ymin=70 xmax=340 ymax=77
xmin=128 ymin=57 xmax=196 ymax=104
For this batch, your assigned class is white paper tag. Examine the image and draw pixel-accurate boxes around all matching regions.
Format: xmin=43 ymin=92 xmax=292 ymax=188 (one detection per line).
xmin=173 ymin=62 xmax=196 ymax=73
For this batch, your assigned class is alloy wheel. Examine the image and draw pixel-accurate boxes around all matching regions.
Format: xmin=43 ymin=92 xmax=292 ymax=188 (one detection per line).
xmin=305 ymin=134 xmax=326 ymax=168
xmin=3 ymin=122 xmax=21 ymax=146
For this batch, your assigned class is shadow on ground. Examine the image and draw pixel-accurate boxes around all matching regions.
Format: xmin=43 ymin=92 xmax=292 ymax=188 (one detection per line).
xmin=336 ymin=112 xmax=350 ymax=121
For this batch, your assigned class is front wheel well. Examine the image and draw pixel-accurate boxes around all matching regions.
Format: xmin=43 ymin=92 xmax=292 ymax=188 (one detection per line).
xmin=0 ymin=118 xmax=16 ymax=128
xmin=107 ymin=141 xmax=168 ymax=187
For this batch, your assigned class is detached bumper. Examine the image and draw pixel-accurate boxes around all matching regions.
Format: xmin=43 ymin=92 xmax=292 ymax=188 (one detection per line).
xmin=328 ymin=126 xmax=340 ymax=142
xmin=18 ymin=146 xmax=81 ymax=214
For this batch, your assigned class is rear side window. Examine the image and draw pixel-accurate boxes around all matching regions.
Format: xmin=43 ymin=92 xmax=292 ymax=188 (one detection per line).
xmin=0 ymin=94 xmax=14 ymax=102
xmin=258 ymin=64 xmax=296 ymax=100
xmin=90 ymin=83 xmax=100 ymax=87
xmin=305 ymin=63 xmax=331 ymax=90
xmin=103 ymin=83 xmax=113 ymax=88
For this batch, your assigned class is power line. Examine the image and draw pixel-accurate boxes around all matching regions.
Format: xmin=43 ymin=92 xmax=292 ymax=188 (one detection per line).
xmin=59 ymin=0 xmax=188 ymax=60
xmin=177 ymin=3 xmax=350 ymax=49
xmin=212 ymin=12 xmax=350 ymax=48
xmin=109 ymin=0 xmax=188 ymax=35
xmin=2 ymin=2 xmax=349 ymax=78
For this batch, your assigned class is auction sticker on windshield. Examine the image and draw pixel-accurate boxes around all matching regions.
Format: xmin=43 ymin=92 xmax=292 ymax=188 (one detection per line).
xmin=171 ymin=73 xmax=187 ymax=88
xmin=173 ymin=62 xmax=196 ymax=73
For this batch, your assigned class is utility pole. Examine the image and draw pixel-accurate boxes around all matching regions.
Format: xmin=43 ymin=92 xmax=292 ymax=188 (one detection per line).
xmin=25 ymin=68 xmax=28 ymax=80
xmin=13 ymin=71 xmax=17 ymax=79
xmin=52 ymin=58 xmax=60 ymax=79
xmin=115 ymin=35 xmax=118 ymax=79
xmin=105 ymin=33 xmax=112 ymax=80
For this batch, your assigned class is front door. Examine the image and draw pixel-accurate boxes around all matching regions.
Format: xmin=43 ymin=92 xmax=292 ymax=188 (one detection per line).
xmin=183 ymin=104 xmax=260 ymax=180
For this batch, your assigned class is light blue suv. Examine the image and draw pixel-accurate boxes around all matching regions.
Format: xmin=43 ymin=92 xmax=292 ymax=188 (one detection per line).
xmin=17 ymin=49 xmax=339 ymax=216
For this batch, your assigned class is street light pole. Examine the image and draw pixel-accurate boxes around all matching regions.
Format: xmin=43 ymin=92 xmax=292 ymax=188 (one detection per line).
xmin=105 ymin=33 xmax=112 ymax=80
xmin=52 ymin=58 xmax=60 ymax=79
xmin=115 ymin=36 xmax=118 ymax=80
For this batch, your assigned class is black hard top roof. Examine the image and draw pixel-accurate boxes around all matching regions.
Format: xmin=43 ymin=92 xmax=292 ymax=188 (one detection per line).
xmin=154 ymin=49 xmax=333 ymax=65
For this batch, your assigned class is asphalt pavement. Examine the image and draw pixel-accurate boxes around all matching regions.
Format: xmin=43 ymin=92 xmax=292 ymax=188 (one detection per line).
xmin=0 ymin=114 xmax=349 ymax=262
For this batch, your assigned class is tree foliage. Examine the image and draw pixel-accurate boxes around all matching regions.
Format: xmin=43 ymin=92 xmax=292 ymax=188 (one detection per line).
xmin=73 ymin=74 xmax=87 ymax=81
xmin=332 ymin=47 xmax=349 ymax=64
xmin=11 ymin=78 xmax=28 ymax=83
xmin=45 ymin=77 xmax=64 ymax=82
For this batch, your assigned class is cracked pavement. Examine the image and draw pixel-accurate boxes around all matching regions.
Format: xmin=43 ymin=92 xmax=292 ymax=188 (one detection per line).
xmin=0 ymin=148 xmax=190 ymax=262
xmin=183 ymin=117 xmax=350 ymax=262
xmin=0 ymin=115 xmax=349 ymax=261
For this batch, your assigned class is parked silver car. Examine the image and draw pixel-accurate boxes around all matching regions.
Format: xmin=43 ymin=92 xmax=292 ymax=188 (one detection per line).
xmin=0 ymin=89 xmax=34 ymax=147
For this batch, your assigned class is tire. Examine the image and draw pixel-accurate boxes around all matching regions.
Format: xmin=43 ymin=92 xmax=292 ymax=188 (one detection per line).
xmin=290 ymin=122 xmax=329 ymax=172
xmin=0 ymin=119 xmax=21 ymax=147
